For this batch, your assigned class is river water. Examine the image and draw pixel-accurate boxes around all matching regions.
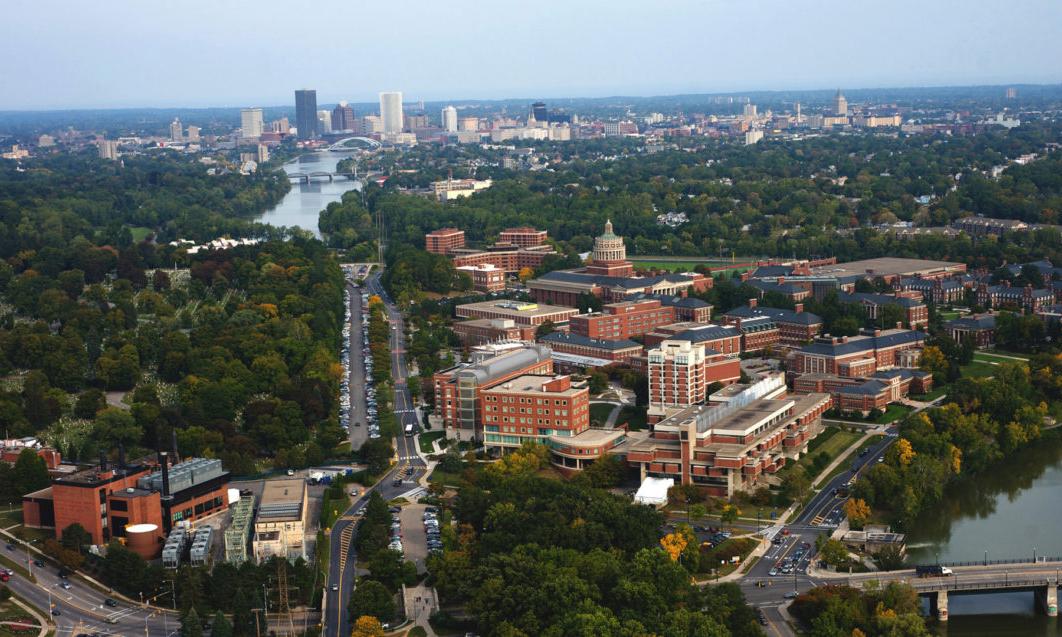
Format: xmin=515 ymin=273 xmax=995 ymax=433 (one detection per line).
xmin=256 ymin=151 xmax=361 ymax=237
xmin=902 ymin=434 xmax=1062 ymax=634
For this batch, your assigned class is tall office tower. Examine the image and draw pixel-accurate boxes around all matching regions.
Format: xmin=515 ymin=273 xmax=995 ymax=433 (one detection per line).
xmin=379 ymin=91 xmax=404 ymax=133
xmin=1005 ymin=87 xmax=1018 ymax=99
xmin=295 ymin=89 xmax=318 ymax=140
xmin=186 ymin=125 xmax=201 ymax=142
xmin=331 ymin=101 xmax=356 ymax=132
xmin=317 ymin=110 xmax=333 ymax=134
xmin=98 ymin=140 xmax=119 ymax=160
xmin=834 ymin=89 xmax=848 ymax=116
xmin=743 ymin=103 xmax=758 ymax=118
xmin=271 ymin=117 xmax=290 ymax=134
xmin=240 ymin=107 xmax=264 ymax=139
xmin=531 ymin=101 xmax=548 ymax=123
xmin=169 ymin=118 xmax=183 ymax=142
xmin=442 ymin=105 xmax=458 ymax=132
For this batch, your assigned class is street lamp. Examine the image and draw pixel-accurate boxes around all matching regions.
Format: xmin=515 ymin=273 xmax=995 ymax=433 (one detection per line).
xmin=984 ymin=549 xmax=988 ymax=566
xmin=1033 ymin=547 xmax=1037 ymax=563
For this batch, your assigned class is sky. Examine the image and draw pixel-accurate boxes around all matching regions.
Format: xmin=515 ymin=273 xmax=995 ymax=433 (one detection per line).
xmin=2 ymin=0 xmax=1061 ymax=110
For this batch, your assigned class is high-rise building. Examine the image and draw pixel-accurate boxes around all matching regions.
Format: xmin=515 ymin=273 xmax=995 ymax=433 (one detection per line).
xmin=743 ymin=103 xmax=757 ymax=118
xmin=256 ymin=143 xmax=270 ymax=163
xmin=98 ymin=139 xmax=119 ymax=160
xmin=186 ymin=125 xmax=200 ymax=142
xmin=331 ymin=101 xmax=355 ymax=132
xmin=647 ymin=339 xmax=741 ymax=420
xmin=530 ymin=101 xmax=548 ymax=123
xmin=1005 ymin=87 xmax=1018 ymax=99
xmin=458 ymin=116 xmax=479 ymax=132
xmin=379 ymin=91 xmax=404 ymax=133
xmin=294 ymin=89 xmax=318 ymax=140
xmin=317 ymin=110 xmax=333 ymax=134
xmin=834 ymin=89 xmax=848 ymax=116
xmin=169 ymin=118 xmax=183 ymax=142
xmin=240 ymin=108 xmax=264 ymax=139
xmin=271 ymin=117 xmax=290 ymax=134
xmin=442 ymin=105 xmax=458 ymax=132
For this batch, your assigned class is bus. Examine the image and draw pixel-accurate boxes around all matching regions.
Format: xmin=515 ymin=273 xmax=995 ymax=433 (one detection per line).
xmin=404 ymin=424 xmax=414 ymax=437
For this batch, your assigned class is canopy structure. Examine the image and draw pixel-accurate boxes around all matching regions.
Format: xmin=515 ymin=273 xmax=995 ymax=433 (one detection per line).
xmin=634 ymin=476 xmax=674 ymax=507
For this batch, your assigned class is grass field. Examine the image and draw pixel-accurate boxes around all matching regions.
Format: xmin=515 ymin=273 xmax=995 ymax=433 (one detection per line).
xmin=974 ymin=351 xmax=1029 ymax=364
xmin=129 ymin=226 xmax=154 ymax=242
xmin=418 ymin=431 xmax=445 ymax=454
xmin=961 ymin=360 xmax=998 ymax=378
xmin=872 ymin=404 xmax=913 ymax=424
xmin=781 ymin=426 xmax=862 ymax=482
xmin=589 ymin=403 xmax=616 ymax=425
xmin=616 ymin=405 xmax=648 ymax=431
xmin=911 ymin=385 xmax=949 ymax=402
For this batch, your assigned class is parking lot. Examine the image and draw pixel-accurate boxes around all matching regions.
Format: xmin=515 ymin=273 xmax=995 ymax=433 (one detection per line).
xmin=387 ymin=503 xmax=442 ymax=574
xmin=340 ymin=267 xmax=379 ymax=447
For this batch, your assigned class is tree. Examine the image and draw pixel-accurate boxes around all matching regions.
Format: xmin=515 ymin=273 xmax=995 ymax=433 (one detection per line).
xmin=843 ymin=498 xmax=871 ymax=529
xmin=535 ymin=320 xmax=555 ymax=337
xmin=919 ymin=346 xmax=948 ymax=379
xmin=348 ymin=579 xmax=395 ymax=624
xmin=180 ymin=607 xmax=203 ymax=637
xmin=13 ymin=448 xmax=50 ymax=497
xmin=350 ymin=615 xmax=385 ymax=637
xmin=209 ymin=611 xmax=233 ymax=637
xmin=74 ymin=389 xmax=107 ymax=419
xmin=895 ymin=438 xmax=916 ymax=466
xmin=720 ymin=503 xmax=741 ymax=525
xmin=517 ymin=266 xmax=534 ymax=283
xmin=782 ymin=466 xmax=811 ymax=502
xmin=61 ymin=523 xmax=91 ymax=552
xmin=872 ymin=545 xmax=906 ymax=571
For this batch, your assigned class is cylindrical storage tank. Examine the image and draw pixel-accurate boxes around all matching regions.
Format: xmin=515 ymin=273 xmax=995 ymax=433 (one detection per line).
xmin=125 ymin=523 xmax=161 ymax=560
xmin=227 ymin=488 xmax=240 ymax=505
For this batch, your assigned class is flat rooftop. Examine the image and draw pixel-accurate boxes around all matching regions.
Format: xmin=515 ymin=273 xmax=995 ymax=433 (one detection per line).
xmin=810 ymin=257 xmax=966 ymax=279
xmin=257 ymin=479 xmax=305 ymax=522
xmin=455 ymin=300 xmax=578 ymax=319
xmin=483 ymin=374 xmax=584 ymax=397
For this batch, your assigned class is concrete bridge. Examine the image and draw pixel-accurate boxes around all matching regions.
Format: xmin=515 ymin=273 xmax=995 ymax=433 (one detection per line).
xmin=837 ymin=562 xmax=1062 ymax=621
xmin=286 ymin=170 xmax=360 ymax=183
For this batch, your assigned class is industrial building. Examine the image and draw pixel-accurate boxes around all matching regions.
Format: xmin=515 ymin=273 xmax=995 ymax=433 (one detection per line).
xmin=225 ymin=494 xmax=255 ymax=565
xmin=252 ymin=479 xmax=307 ymax=562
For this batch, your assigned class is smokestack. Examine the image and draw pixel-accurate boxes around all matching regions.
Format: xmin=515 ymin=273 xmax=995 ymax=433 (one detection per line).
xmin=171 ymin=429 xmax=180 ymax=463
xmin=160 ymin=451 xmax=170 ymax=498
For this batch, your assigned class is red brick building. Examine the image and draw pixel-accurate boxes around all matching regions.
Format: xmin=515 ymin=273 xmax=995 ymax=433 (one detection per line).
xmin=643 ymin=323 xmax=742 ymax=354
xmin=457 ymin=264 xmax=506 ymax=292
xmin=453 ymin=318 xmax=537 ymax=346
xmin=647 ymin=339 xmax=742 ymax=421
xmin=425 ymin=228 xmax=466 ymax=254
xmin=839 ymin=292 xmax=929 ymax=329
xmin=455 ymin=300 xmax=578 ymax=329
xmin=792 ymin=369 xmax=932 ymax=416
xmin=625 ymin=374 xmax=831 ymax=497
xmin=944 ymin=313 xmax=996 ymax=347
xmin=538 ymin=331 xmax=643 ymax=363
xmin=788 ymin=329 xmax=926 ymax=378
xmin=720 ymin=300 xmax=823 ymax=347
xmin=482 ymin=375 xmax=589 ymax=450
xmin=570 ymin=299 xmax=676 ymax=340
xmin=498 ymin=227 xmax=547 ymax=248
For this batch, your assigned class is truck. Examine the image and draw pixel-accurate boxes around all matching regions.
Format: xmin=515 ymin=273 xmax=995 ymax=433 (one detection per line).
xmin=916 ymin=565 xmax=953 ymax=577
xmin=404 ymin=424 xmax=414 ymax=437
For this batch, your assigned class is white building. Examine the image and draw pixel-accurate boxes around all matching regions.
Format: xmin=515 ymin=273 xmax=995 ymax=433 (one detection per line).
xmin=442 ymin=105 xmax=458 ymax=133
xmin=317 ymin=110 xmax=333 ymax=134
xmin=380 ymin=91 xmax=404 ymax=133
xmin=745 ymin=129 xmax=764 ymax=145
xmin=252 ymin=479 xmax=307 ymax=562
xmin=169 ymin=118 xmax=183 ymax=142
xmin=240 ymin=108 xmax=264 ymax=140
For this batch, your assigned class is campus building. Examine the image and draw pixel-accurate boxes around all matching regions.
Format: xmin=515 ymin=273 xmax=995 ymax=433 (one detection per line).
xmin=788 ymin=329 xmax=926 ymax=378
xmin=720 ymin=301 xmax=823 ymax=347
xmin=22 ymin=454 xmax=230 ymax=551
xmin=624 ymin=374 xmax=831 ymax=497
xmin=570 ymin=298 xmax=676 ymax=340
xmin=838 ymin=292 xmax=929 ymax=329
xmin=498 ymin=227 xmax=548 ymax=248
xmin=452 ymin=319 xmax=536 ymax=346
xmin=252 ymin=478 xmax=307 ymax=562
xmin=646 ymin=340 xmax=742 ymax=421
xmin=425 ymin=228 xmax=466 ymax=254
xmin=455 ymin=299 xmax=578 ymax=330
xmin=433 ymin=344 xmax=554 ymax=442
xmin=457 ymin=263 xmax=506 ymax=292
xmin=944 ymin=313 xmax=996 ymax=347
xmin=643 ymin=322 xmax=742 ymax=354
xmin=792 ymin=369 xmax=933 ymax=416
xmin=538 ymin=331 xmax=644 ymax=365
xmin=977 ymin=282 xmax=1055 ymax=313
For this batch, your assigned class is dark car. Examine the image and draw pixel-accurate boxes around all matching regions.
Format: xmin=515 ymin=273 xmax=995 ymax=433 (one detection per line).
xmin=105 ymin=598 xmax=118 ymax=607
xmin=4 ymin=544 xmax=13 ymax=551
xmin=33 ymin=559 xmax=44 ymax=567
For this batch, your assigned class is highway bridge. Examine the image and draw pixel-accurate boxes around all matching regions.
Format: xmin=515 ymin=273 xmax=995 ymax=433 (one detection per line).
xmin=832 ymin=561 xmax=1062 ymax=620
xmin=286 ymin=170 xmax=359 ymax=183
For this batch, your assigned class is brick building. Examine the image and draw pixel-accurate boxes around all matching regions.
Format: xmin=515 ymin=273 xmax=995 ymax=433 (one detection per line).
xmin=793 ymin=369 xmax=932 ymax=416
xmin=457 ymin=263 xmax=506 ymax=292
xmin=643 ymin=322 xmax=742 ymax=354
xmin=450 ymin=244 xmax=556 ymax=274
xmin=498 ymin=227 xmax=548 ymax=248
xmin=838 ymin=292 xmax=929 ymax=328
xmin=720 ymin=300 xmax=823 ymax=347
xmin=624 ymin=374 xmax=831 ymax=497
xmin=977 ymin=282 xmax=1055 ymax=313
xmin=729 ymin=316 xmax=780 ymax=353
xmin=452 ymin=318 xmax=537 ymax=346
xmin=570 ymin=299 xmax=676 ymax=340
xmin=945 ymin=313 xmax=996 ymax=347
xmin=538 ymin=331 xmax=643 ymax=363
xmin=647 ymin=340 xmax=742 ymax=421
xmin=482 ymin=375 xmax=590 ymax=453
xmin=788 ymin=329 xmax=926 ymax=378
xmin=425 ymin=228 xmax=466 ymax=254
xmin=433 ymin=344 xmax=554 ymax=442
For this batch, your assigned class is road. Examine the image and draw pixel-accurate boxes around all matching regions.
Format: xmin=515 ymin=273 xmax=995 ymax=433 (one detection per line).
xmin=324 ymin=272 xmax=426 ymax=637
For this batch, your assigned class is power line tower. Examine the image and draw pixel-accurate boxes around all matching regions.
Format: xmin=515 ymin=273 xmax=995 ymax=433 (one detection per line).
xmin=276 ymin=559 xmax=296 ymax=636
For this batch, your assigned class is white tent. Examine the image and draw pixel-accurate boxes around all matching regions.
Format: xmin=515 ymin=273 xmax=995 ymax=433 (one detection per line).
xmin=634 ymin=476 xmax=674 ymax=507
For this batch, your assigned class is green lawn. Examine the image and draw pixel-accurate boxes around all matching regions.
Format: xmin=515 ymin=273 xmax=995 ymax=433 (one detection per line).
xmin=974 ymin=351 xmax=1029 ymax=364
xmin=129 ymin=226 xmax=154 ymax=242
xmin=815 ymin=435 xmax=883 ymax=488
xmin=616 ymin=405 xmax=648 ymax=431
xmin=938 ymin=310 xmax=961 ymax=320
xmin=589 ymin=403 xmax=616 ymax=425
xmin=418 ymin=430 xmax=445 ymax=454
xmin=781 ymin=426 xmax=862 ymax=482
xmin=872 ymin=404 xmax=913 ymax=424
xmin=961 ymin=360 xmax=998 ymax=378
xmin=911 ymin=386 xmax=949 ymax=402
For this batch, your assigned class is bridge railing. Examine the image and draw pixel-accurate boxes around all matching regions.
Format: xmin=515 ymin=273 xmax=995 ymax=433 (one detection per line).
xmin=939 ymin=557 xmax=1062 ymax=567
xmin=853 ymin=578 xmax=1060 ymax=593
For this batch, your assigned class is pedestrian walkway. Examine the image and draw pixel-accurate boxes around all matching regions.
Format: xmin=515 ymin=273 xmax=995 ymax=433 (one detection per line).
xmin=400 ymin=583 xmax=439 ymax=636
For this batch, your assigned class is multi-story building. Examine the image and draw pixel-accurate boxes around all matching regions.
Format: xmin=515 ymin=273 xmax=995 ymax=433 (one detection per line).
xmin=294 ymin=89 xmax=318 ymax=140
xmin=97 ymin=140 xmax=119 ymax=160
xmin=252 ymin=478 xmax=307 ymax=562
xmin=457 ymin=264 xmax=506 ymax=292
xmin=527 ymin=222 xmax=712 ymax=305
xmin=570 ymin=299 xmax=676 ymax=340
xmin=838 ymin=292 xmax=929 ymax=328
xmin=953 ymin=216 xmax=1029 ymax=236
xmin=720 ymin=301 xmax=823 ymax=347
xmin=433 ymin=344 xmax=554 ymax=441
xmin=482 ymin=375 xmax=589 ymax=451
xmin=647 ymin=339 xmax=742 ymax=420
xmin=977 ymin=282 xmax=1054 ymax=313
xmin=453 ymin=318 xmax=536 ymax=346
xmin=945 ymin=313 xmax=996 ymax=347
xmin=169 ymin=118 xmax=183 ymax=142
xmin=538 ymin=332 xmax=643 ymax=365
xmin=498 ymin=227 xmax=548 ymax=248
xmin=442 ymin=105 xmax=458 ymax=132
xmin=643 ymin=323 xmax=742 ymax=354
xmin=455 ymin=300 xmax=578 ymax=330
xmin=240 ymin=108 xmax=264 ymax=139
xmin=628 ymin=294 xmax=713 ymax=322
xmin=730 ymin=316 xmax=780 ymax=353
xmin=379 ymin=91 xmax=404 ymax=133
xmin=432 ymin=178 xmax=493 ymax=201
xmin=22 ymin=454 xmax=230 ymax=552
xmin=331 ymin=101 xmax=356 ymax=132
xmin=788 ymin=329 xmax=926 ymax=378
xmin=793 ymin=369 xmax=932 ymax=416
xmin=449 ymin=241 xmax=556 ymax=274
xmin=896 ymin=276 xmax=969 ymax=305
xmin=625 ymin=374 xmax=831 ymax=496
xmin=424 ymin=228 xmax=466 ymax=254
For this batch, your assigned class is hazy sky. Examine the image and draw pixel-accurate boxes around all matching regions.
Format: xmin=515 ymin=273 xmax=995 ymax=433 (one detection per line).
xmin=3 ymin=0 xmax=1060 ymax=110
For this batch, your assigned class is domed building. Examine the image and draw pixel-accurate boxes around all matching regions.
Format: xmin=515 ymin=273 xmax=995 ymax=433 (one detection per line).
xmin=526 ymin=220 xmax=712 ymax=306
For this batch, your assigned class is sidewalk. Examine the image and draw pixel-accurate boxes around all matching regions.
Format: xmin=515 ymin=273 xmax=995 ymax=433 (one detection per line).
xmin=9 ymin=596 xmax=49 ymax=637
xmin=399 ymin=583 xmax=439 ymax=636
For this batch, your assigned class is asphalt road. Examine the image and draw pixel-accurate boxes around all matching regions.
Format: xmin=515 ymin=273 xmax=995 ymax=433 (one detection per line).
xmin=345 ymin=282 xmax=368 ymax=450
xmin=324 ymin=273 xmax=427 ymax=637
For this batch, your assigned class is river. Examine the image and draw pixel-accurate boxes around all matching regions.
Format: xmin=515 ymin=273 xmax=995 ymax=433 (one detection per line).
xmin=256 ymin=151 xmax=362 ymax=237
xmin=902 ymin=433 xmax=1062 ymax=634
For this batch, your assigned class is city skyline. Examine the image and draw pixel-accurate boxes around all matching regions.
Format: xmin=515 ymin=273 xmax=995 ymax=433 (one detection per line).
xmin=2 ymin=0 xmax=1061 ymax=110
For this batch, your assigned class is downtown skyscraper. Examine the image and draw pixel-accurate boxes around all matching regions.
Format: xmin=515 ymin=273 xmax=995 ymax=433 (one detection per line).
xmin=379 ymin=91 xmax=404 ymax=133
xmin=295 ymin=89 xmax=318 ymax=140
